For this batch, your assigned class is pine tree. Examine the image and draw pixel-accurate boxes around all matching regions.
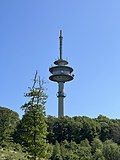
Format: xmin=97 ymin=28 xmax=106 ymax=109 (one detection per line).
xmin=20 ymin=71 xmax=50 ymax=160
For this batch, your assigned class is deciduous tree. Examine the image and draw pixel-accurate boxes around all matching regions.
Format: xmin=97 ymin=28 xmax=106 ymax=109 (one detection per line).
xmin=0 ymin=106 xmax=20 ymax=147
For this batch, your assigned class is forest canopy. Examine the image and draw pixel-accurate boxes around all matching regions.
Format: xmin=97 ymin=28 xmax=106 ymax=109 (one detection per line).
xmin=0 ymin=106 xmax=120 ymax=159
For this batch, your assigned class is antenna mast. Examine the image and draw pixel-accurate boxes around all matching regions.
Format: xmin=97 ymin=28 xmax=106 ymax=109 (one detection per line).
xmin=59 ymin=30 xmax=63 ymax=59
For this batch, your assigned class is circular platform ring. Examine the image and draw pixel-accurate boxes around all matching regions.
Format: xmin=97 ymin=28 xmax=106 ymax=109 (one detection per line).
xmin=49 ymin=74 xmax=73 ymax=82
xmin=49 ymin=65 xmax=73 ymax=74
xmin=54 ymin=59 xmax=68 ymax=65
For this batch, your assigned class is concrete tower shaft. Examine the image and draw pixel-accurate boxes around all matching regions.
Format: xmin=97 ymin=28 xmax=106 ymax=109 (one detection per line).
xmin=57 ymin=82 xmax=65 ymax=117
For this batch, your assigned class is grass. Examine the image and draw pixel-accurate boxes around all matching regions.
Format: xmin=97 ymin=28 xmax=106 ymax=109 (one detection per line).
xmin=0 ymin=148 xmax=28 ymax=160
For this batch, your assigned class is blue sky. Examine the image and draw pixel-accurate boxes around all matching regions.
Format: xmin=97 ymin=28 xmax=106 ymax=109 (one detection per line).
xmin=0 ymin=0 xmax=120 ymax=118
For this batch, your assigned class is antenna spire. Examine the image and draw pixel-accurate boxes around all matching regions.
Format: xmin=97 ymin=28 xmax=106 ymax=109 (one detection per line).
xmin=59 ymin=30 xmax=63 ymax=59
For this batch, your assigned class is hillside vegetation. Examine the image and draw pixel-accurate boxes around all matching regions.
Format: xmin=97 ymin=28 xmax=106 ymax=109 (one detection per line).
xmin=1 ymin=106 xmax=120 ymax=160
xmin=0 ymin=73 xmax=120 ymax=159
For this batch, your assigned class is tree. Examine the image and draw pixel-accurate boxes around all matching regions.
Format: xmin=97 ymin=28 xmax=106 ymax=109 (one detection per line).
xmin=51 ymin=141 xmax=62 ymax=160
xmin=78 ymin=139 xmax=92 ymax=160
xmin=92 ymin=149 xmax=105 ymax=160
xmin=20 ymin=71 xmax=50 ymax=159
xmin=96 ymin=115 xmax=113 ymax=142
xmin=0 ymin=106 xmax=20 ymax=147
xmin=103 ymin=140 xmax=120 ymax=160
xmin=110 ymin=119 xmax=120 ymax=144
xmin=60 ymin=140 xmax=80 ymax=160
xmin=47 ymin=115 xmax=58 ymax=144
xmin=73 ymin=116 xmax=101 ymax=143
xmin=91 ymin=138 xmax=105 ymax=160
xmin=91 ymin=138 xmax=103 ymax=154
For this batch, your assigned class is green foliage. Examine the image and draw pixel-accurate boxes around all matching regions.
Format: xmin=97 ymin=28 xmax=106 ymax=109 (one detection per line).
xmin=74 ymin=116 xmax=101 ymax=143
xmin=47 ymin=116 xmax=101 ymax=144
xmin=96 ymin=115 xmax=113 ymax=141
xmin=91 ymin=138 xmax=103 ymax=154
xmin=78 ymin=139 xmax=92 ymax=160
xmin=20 ymin=72 xmax=50 ymax=159
xmin=110 ymin=119 xmax=120 ymax=144
xmin=0 ymin=106 xmax=20 ymax=147
xmin=92 ymin=149 xmax=105 ymax=160
xmin=1 ymin=110 xmax=120 ymax=159
xmin=91 ymin=138 xmax=105 ymax=160
xmin=52 ymin=141 xmax=62 ymax=160
xmin=50 ymin=140 xmax=92 ymax=160
xmin=60 ymin=140 xmax=79 ymax=160
xmin=103 ymin=140 xmax=120 ymax=160
xmin=47 ymin=115 xmax=120 ymax=159
xmin=0 ymin=148 xmax=28 ymax=160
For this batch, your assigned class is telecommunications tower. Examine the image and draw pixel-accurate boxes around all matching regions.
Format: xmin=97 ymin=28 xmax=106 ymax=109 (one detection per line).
xmin=49 ymin=30 xmax=74 ymax=117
